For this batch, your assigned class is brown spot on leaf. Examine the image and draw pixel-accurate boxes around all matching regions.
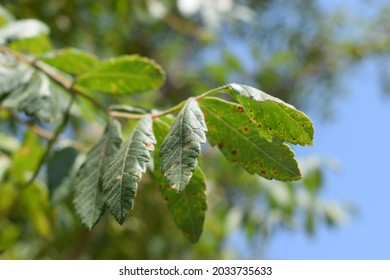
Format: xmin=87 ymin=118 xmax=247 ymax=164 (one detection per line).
xmin=257 ymin=124 xmax=262 ymax=128
xmin=261 ymin=170 xmax=266 ymax=176
xmin=268 ymin=127 xmax=273 ymax=131
xmin=217 ymin=143 xmax=224 ymax=149
xmin=232 ymin=150 xmax=238 ymax=156
xmin=237 ymin=106 xmax=244 ymax=113
xmin=243 ymin=127 xmax=249 ymax=132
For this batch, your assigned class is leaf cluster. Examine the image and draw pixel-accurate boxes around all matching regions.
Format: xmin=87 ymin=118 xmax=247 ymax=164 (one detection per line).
xmin=0 ymin=8 xmax=314 ymax=244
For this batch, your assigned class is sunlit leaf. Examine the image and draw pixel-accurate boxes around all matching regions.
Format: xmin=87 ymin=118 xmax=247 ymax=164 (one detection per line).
xmin=154 ymin=118 xmax=207 ymax=244
xmin=102 ymin=116 xmax=155 ymax=224
xmin=73 ymin=119 xmax=123 ymax=229
xmin=76 ymin=55 xmax=165 ymax=94
xmin=199 ymin=97 xmax=301 ymax=181
xmin=0 ymin=19 xmax=49 ymax=44
xmin=41 ymin=48 xmax=99 ymax=75
xmin=0 ymin=5 xmax=15 ymax=27
xmin=228 ymin=83 xmax=314 ymax=145
xmin=11 ymin=131 xmax=44 ymax=184
xmin=9 ymin=34 xmax=53 ymax=54
xmin=2 ymin=72 xmax=61 ymax=122
xmin=159 ymin=98 xmax=207 ymax=191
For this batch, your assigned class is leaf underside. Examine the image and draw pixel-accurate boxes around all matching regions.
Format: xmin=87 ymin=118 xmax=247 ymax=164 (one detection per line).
xmin=199 ymin=97 xmax=301 ymax=181
xmin=154 ymin=118 xmax=207 ymax=243
xmin=159 ymin=98 xmax=207 ymax=192
xmin=2 ymin=71 xmax=61 ymax=122
xmin=229 ymin=83 xmax=314 ymax=145
xmin=73 ymin=119 xmax=122 ymax=229
xmin=102 ymin=116 xmax=156 ymax=224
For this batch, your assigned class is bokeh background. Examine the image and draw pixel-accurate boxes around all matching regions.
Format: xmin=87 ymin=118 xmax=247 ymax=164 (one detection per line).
xmin=0 ymin=0 xmax=389 ymax=259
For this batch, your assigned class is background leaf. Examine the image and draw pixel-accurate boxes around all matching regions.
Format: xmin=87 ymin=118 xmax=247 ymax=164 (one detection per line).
xmin=102 ymin=116 xmax=155 ymax=224
xmin=47 ymin=146 xmax=78 ymax=200
xmin=41 ymin=48 xmax=99 ymax=75
xmin=73 ymin=119 xmax=122 ymax=229
xmin=8 ymin=34 xmax=53 ymax=54
xmin=199 ymin=97 xmax=301 ymax=181
xmin=154 ymin=118 xmax=207 ymax=244
xmin=0 ymin=19 xmax=49 ymax=44
xmin=159 ymin=98 xmax=207 ymax=191
xmin=2 ymin=71 xmax=61 ymax=122
xmin=75 ymin=55 xmax=165 ymax=94
xmin=228 ymin=83 xmax=314 ymax=145
xmin=0 ymin=53 xmax=33 ymax=98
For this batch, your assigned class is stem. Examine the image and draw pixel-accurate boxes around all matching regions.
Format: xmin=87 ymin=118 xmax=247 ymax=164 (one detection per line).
xmin=23 ymin=95 xmax=76 ymax=188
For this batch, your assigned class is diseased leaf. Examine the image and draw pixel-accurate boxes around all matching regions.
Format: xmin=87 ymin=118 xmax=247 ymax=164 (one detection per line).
xmin=199 ymin=97 xmax=301 ymax=181
xmin=102 ymin=116 xmax=156 ymax=224
xmin=0 ymin=19 xmax=49 ymax=44
xmin=228 ymin=83 xmax=314 ymax=145
xmin=73 ymin=119 xmax=122 ymax=229
xmin=41 ymin=48 xmax=99 ymax=75
xmin=159 ymin=98 xmax=207 ymax=191
xmin=154 ymin=118 xmax=207 ymax=244
xmin=76 ymin=55 xmax=165 ymax=94
xmin=2 ymin=72 xmax=61 ymax=122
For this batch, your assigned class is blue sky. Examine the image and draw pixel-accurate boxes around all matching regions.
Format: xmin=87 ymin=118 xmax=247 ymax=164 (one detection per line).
xmin=268 ymin=1 xmax=390 ymax=259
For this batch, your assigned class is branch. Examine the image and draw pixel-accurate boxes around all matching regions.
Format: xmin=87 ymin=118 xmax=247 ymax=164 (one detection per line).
xmin=0 ymin=45 xmax=108 ymax=114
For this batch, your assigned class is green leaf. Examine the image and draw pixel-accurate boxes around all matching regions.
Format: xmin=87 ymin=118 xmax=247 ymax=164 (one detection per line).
xmin=0 ymin=5 xmax=15 ymax=27
xmin=11 ymin=131 xmax=44 ymax=184
xmin=154 ymin=118 xmax=207 ymax=244
xmin=47 ymin=146 xmax=78 ymax=199
xmin=73 ymin=119 xmax=122 ymax=229
xmin=41 ymin=48 xmax=99 ymax=75
xmin=8 ymin=34 xmax=53 ymax=54
xmin=75 ymin=55 xmax=165 ymax=94
xmin=161 ymin=167 xmax=207 ymax=244
xmin=199 ymin=97 xmax=301 ymax=181
xmin=228 ymin=83 xmax=314 ymax=146
xmin=2 ymin=72 xmax=61 ymax=122
xmin=0 ymin=19 xmax=49 ymax=45
xmin=159 ymin=98 xmax=207 ymax=191
xmin=102 ymin=116 xmax=156 ymax=224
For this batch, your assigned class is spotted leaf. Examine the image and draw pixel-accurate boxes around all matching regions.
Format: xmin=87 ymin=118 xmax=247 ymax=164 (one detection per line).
xmin=199 ymin=97 xmax=301 ymax=181
xmin=102 ymin=116 xmax=156 ymax=224
xmin=228 ymin=83 xmax=314 ymax=145
xmin=159 ymin=98 xmax=207 ymax=192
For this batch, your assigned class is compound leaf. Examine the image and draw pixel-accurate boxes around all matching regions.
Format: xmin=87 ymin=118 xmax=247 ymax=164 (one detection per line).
xmin=199 ymin=97 xmax=301 ymax=181
xmin=154 ymin=118 xmax=207 ymax=244
xmin=73 ymin=119 xmax=122 ymax=229
xmin=102 ymin=116 xmax=156 ymax=224
xmin=75 ymin=55 xmax=165 ymax=94
xmin=159 ymin=98 xmax=207 ymax=192
xmin=41 ymin=48 xmax=99 ymax=75
xmin=228 ymin=83 xmax=314 ymax=145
